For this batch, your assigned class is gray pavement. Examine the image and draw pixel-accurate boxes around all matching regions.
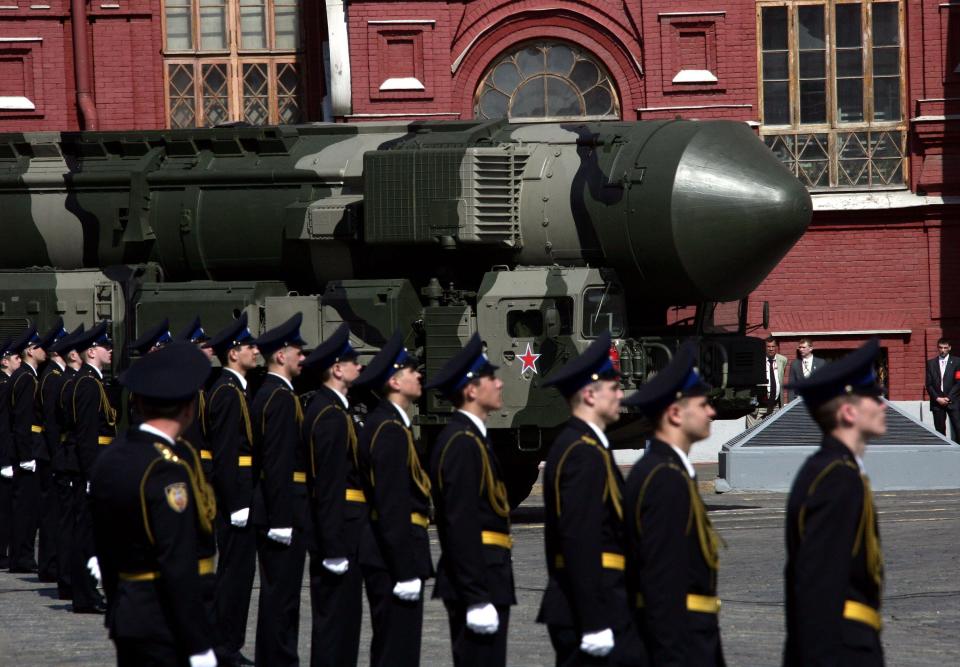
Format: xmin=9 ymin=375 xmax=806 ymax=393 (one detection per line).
xmin=1 ymin=467 xmax=959 ymax=665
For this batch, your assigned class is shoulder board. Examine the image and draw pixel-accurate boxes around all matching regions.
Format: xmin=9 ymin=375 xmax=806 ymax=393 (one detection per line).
xmin=580 ymin=435 xmax=598 ymax=446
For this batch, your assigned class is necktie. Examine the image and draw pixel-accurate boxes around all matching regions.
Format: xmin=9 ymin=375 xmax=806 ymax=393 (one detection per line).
xmin=803 ymin=359 xmax=811 ymax=378
xmin=768 ymin=357 xmax=778 ymax=402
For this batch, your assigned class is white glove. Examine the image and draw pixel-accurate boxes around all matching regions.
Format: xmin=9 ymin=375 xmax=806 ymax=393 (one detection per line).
xmin=18 ymin=459 xmax=36 ymax=472
xmin=267 ymin=527 xmax=293 ymax=545
xmin=580 ymin=628 xmax=615 ymax=657
xmin=86 ymin=481 xmax=91 ymax=495
xmin=466 ymin=602 xmax=499 ymax=634
xmin=188 ymin=649 xmax=218 ymax=667
xmin=392 ymin=578 xmax=422 ymax=601
xmin=86 ymin=556 xmax=102 ymax=587
xmin=322 ymin=557 xmax=349 ymax=575
xmin=0 ymin=466 xmax=12 ymax=479
xmin=230 ymin=508 xmax=249 ymax=528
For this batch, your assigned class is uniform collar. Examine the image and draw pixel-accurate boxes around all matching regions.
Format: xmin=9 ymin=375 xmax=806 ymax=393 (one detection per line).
xmin=139 ymin=423 xmax=176 ymax=447
xmin=224 ymin=367 xmax=248 ymax=390
xmin=328 ymin=386 xmax=349 ymax=409
xmin=24 ymin=362 xmax=38 ymax=376
xmin=648 ymin=437 xmax=696 ymax=478
xmin=267 ymin=371 xmax=293 ymax=391
xmin=583 ymin=419 xmax=610 ymax=450
xmin=389 ymin=400 xmax=411 ymax=428
xmin=52 ymin=358 xmax=65 ymax=372
xmin=84 ymin=363 xmax=103 ymax=380
xmin=457 ymin=409 xmax=487 ymax=438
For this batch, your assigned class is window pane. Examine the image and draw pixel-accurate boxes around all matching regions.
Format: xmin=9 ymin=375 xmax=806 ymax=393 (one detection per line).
xmin=275 ymin=3 xmax=300 ymax=50
xmin=165 ymin=1 xmax=193 ymax=51
xmin=835 ymin=4 xmax=862 ymax=49
xmin=763 ymin=81 xmax=790 ymax=125
xmin=799 ymin=51 xmax=825 ymax=79
xmin=570 ymin=60 xmax=600 ymax=90
xmin=837 ymin=78 xmax=864 ymax=122
xmin=199 ymin=1 xmax=227 ymax=51
xmin=546 ymin=77 xmax=581 ymax=117
xmin=511 ymin=79 xmax=546 ymax=118
xmin=800 ymin=79 xmax=826 ymax=124
xmin=508 ymin=311 xmax=544 ymax=338
xmin=547 ymin=45 xmax=575 ymax=75
xmin=201 ymin=63 xmax=229 ymax=126
xmin=873 ymin=47 xmax=899 ymax=76
xmin=762 ymin=7 xmax=788 ymax=50
xmin=277 ymin=63 xmax=302 ymax=124
xmin=584 ymin=86 xmax=613 ymax=116
xmin=798 ymin=6 xmax=825 ymax=49
xmin=797 ymin=134 xmax=830 ymax=188
xmin=240 ymin=1 xmax=267 ymax=49
xmin=764 ymin=51 xmax=789 ymax=79
xmin=516 ymin=46 xmax=545 ymax=77
xmin=836 ymin=50 xmax=863 ymax=78
xmin=168 ymin=63 xmax=196 ymax=128
xmin=242 ymin=63 xmax=270 ymax=124
xmin=492 ymin=62 xmax=521 ymax=92
xmin=478 ymin=88 xmax=509 ymax=119
xmin=872 ymin=3 xmax=900 ymax=47
xmin=874 ymin=76 xmax=901 ymax=121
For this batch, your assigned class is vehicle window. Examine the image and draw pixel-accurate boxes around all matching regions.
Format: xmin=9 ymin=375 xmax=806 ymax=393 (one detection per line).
xmin=700 ymin=300 xmax=741 ymax=334
xmin=556 ymin=297 xmax=574 ymax=335
xmin=582 ymin=285 xmax=624 ymax=338
xmin=508 ymin=310 xmax=544 ymax=338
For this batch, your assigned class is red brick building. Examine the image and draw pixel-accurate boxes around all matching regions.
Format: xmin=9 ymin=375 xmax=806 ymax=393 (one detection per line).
xmin=0 ymin=0 xmax=958 ymax=400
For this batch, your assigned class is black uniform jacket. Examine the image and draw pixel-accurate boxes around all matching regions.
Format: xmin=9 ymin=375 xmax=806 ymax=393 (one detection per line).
xmin=182 ymin=387 xmax=213 ymax=479
xmin=204 ymin=369 xmax=255 ymax=517
xmin=357 ymin=400 xmax=433 ymax=581
xmin=67 ymin=364 xmax=117 ymax=475
xmin=430 ymin=411 xmax=515 ymax=607
xmin=54 ymin=367 xmax=81 ymax=473
xmin=0 ymin=372 xmax=12 ymax=469
xmin=173 ymin=436 xmax=218 ymax=563
xmin=624 ymin=438 xmax=724 ymax=666
xmin=251 ymin=373 xmax=309 ymax=530
xmin=537 ymin=417 xmax=630 ymax=634
xmin=784 ymin=436 xmax=884 ymax=666
xmin=302 ymin=385 xmax=366 ymax=558
xmin=89 ymin=428 xmax=215 ymax=654
xmin=10 ymin=363 xmax=44 ymax=463
xmin=39 ymin=362 xmax=68 ymax=471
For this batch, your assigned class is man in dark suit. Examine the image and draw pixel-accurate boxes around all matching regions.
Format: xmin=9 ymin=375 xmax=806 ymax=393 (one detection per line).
xmin=250 ymin=313 xmax=309 ymax=667
xmin=426 ymin=334 xmax=516 ymax=667
xmin=299 ymin=323 xmax=365 ymax=667
xmin=355 ymin=331 xmax=434 ymax=667
xmin=783 ymin=339 xmax=886 ymax=665
xmin=623 ymin=342 xmax=725 ymax=666
xmin=925 ymin=337 xmax=960 ymax=441
xmin=537 ymin=332 xmax=646 ymax=667
xmin=788 ymin=338 xmax=826 ymax=393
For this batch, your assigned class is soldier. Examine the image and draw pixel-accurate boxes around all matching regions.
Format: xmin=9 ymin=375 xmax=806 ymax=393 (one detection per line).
xmin=176 ymin=316 xmax=215 ymax=480
xmin=8 ymin=324 xmax=53 ymax=575
xmin=66 ymin=321 xmax=117 ymax=614
xmin=783 ymin=339 xmax=886 ymax=665
xmin=128 ymin=318 xmax=173 ymax=357
xmin=251 ymin=313 xmax=309 ymax=667
xmin=204 ymin=314 xmax=259 ymax=667
xmin=299 ymin=323 xmax=365 ymax=667
xmin=0 ymin=339 xmax=13 ymax=569
xmin=537 ymin=331 xmax=645 ymax=667
xmin=47 ymin=325 xmax=84 ymax=601
xmin=425 ymin=334 xmax=516 ymax=667
xmin=355 ymin=330 xmax=434 ymax=667
xmin=88 ymin=342 xmax=217 ymax=667
xmin=622 ymin=342 xmax=725 ymax=666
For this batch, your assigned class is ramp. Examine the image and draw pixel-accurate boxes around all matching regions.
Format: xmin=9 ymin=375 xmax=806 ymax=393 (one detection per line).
xmin=715 ymin=399 xmax=960 ymax=492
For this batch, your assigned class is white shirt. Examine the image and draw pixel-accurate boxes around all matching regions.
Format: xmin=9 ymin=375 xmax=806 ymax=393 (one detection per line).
xmin=854 ymin=455 xmax=866 ymax=474
xmin=802 ymin=357 xmax=812 ymax=378
xmin=224 ymin=367 xmax=248 ymax=391
xmin=765 ymin=356 xmax=780 ymax=399
xmin=668 ymin=443 xmax=697 ymax=479
xmin=267 ymin=371 xmax=293 ymax=391
xmin=940 ymin=355 xmax=949 ymax=393
xmin=457 ymin=409 xmax=487 ymax=438
xmin=584 ymin=420 xmax=610 ymax=450
xmin=139 ymin=423 xmax=176 ymax=447
xmin=329 ymin=387 xmax=349 ymax=410
xmin=389 ymin=400 xmax=411 ymax=428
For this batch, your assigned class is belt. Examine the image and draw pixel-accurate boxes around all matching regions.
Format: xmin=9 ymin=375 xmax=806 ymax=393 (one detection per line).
xmin=200 ymin=449 xmax=212 ymax=460
xmin=238 ymin=455 xmax=252 ymax=467
xmin=293 ymin=471 xmax=307 ymax=483
xmin=555 ymin=552 xmax=625 ymax=571
xmin=411 ymin=512 xmax=429 ymax=528
xmin=98 ymin=436 xmax=113 ymax=446
xmin=31 ymin=425 xmax=44 ymax=433
xmin=119 ymin=557 xmax=216 ymax=582
xmin=635 ymin=593 xmax=721 ymax=614
xmin=345 ymin=488 xmax=366 ymax=502
xmin=481 ymin=530 xmax=512 ymax=549
xmin=844 ymin=600 xmax=881 ymax=631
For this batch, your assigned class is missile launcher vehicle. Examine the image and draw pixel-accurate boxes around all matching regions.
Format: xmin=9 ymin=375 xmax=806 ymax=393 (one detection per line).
xmin=0 ymin=119 xmax=811 ymax=501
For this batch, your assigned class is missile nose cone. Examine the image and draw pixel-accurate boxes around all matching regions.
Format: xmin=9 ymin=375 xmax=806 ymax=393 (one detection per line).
xmin=671 ymin=122 xmax=811 ymax=301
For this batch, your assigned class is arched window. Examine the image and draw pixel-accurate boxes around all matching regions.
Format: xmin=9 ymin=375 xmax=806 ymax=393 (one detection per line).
xmin=474 ymin=41 xmax=620 ymax=121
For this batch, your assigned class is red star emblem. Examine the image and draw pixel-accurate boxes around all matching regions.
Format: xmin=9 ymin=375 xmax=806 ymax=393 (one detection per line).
xmin=518 ymin=342 xmax=541 ymax=374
